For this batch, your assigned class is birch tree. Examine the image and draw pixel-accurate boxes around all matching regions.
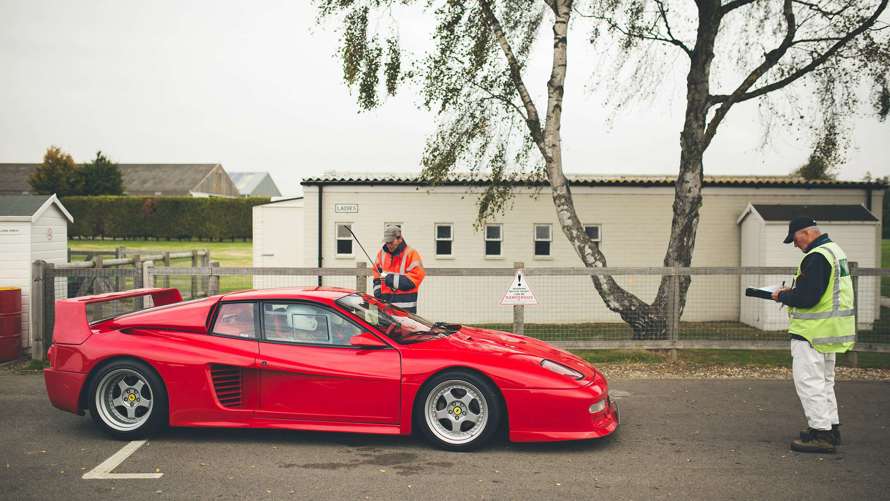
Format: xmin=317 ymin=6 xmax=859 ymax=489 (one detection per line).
xmin=317 ymin=0 xmax=890 ymax=338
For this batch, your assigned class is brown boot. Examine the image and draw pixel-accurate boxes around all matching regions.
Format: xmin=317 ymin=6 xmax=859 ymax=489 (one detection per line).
xmin=791 ymin=429 xmax=836 ymax=453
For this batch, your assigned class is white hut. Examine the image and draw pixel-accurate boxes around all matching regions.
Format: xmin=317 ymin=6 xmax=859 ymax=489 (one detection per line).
xmin=737 ymin=204 xmax=880 ymax=332
xmin=0 ymin=195 xmax=72 ymax=351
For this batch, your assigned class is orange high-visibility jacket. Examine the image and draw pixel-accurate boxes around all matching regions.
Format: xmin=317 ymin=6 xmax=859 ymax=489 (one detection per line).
xmin=372 ymin=241 xmax=425 ymax=313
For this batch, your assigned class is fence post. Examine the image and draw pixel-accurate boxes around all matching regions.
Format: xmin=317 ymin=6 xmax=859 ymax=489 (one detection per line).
xmin=143 ymin=260 xmax=155 ymax=289
xmin=191 ymin=250 xmax=199 ymax=299
xmin=208 ymin=261 xmax=220 ymax=296
xmin=42 ymin=262 xmax=55 ymax=359
xmin=355 ymin=262 xmax=368 ymax=293
xmin=667 ymin=266 xmax=680 ymax=362
xmin=162 ymin=252 xmax=171 ymax=288
xmin=849 ymin=261 xmax=859 ymax=369
xmin=132 ymin=254 xmax=144 ymax=309
xmin=31 ymin=261 xmax=46 ymax=361
xmin=512 ymin=262 xmax=525 ymax=336
xmin=114 ymin=246 xmax=125 ymax=292
xmin=200 ymin=250 xmax=210 ymax=296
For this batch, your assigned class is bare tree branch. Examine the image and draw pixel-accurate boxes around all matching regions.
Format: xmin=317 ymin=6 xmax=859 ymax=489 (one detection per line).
xmin=477 ymin=0 xmax=548 ymax=159
xmin=654 ymin=0 xmax=693 ymax=56
xmin=573 ymin=4 xmax=693 ymax=58
xmin=721 ymin=0 xmax=757 ymax=15
xmin=711 ymin=0 xmax=888 ymax=105
xmin=704 ymin=0 xmax=797 ymax=147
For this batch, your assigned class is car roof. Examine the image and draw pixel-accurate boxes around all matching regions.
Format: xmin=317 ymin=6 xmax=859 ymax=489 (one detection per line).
xmin=220 ymin=287 xmax=356 ymax=302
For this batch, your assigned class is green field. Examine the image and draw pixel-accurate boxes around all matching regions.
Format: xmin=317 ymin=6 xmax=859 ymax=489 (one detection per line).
xmin=68 ymin=239 xmax=252 ymax=267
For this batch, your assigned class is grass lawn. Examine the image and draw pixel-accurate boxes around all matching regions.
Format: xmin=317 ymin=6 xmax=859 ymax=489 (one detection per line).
xmin=572 ymin=349 xmax=890 ymax=369
xmin=68 ymin=239 xmax=252 ymax=267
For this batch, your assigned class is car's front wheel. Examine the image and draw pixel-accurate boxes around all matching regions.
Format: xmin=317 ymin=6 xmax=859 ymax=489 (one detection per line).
xmin=88 ymin=359 xmax=167 ymax=440
xmin=416 ymin=370 xmax=503 ymax=451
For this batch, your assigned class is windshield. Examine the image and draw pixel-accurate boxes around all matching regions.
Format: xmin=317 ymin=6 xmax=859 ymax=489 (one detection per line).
xmin=335 ymin=293 xmax=457 ymax=344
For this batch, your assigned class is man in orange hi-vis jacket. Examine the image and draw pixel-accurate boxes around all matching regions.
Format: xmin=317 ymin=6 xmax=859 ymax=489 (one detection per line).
xmin=372 ymin=225 xmax=426 ymax=313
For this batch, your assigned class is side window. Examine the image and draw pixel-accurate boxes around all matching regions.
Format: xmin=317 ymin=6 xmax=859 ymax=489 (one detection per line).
xmin=485 ymin=223 xmax=502 ymax=257
xmin=534 ymin=223 xmax=552 ymax=256
xmin=435 ymin=223 xmax=453 ymax=256
xmin=212 ymin=302 xmax=257 ymax=339
xmin=336 ymin=223 xmax=353 ymax=256
xmin=262 ymin=302 xmax=363 ymax=346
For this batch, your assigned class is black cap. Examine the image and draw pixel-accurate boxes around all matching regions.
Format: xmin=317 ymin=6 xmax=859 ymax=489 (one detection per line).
xmin=783 ymin=216 xmax=817 ymax=244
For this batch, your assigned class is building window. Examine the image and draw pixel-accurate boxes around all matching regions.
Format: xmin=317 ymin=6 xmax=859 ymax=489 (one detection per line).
xmin=336 ymin=223 xmax=353 ymax=256
xmin=435 ymin=223 xmax=453 ymax=256
xmin=485 ymin=224 xmax=502 ymax=256
xmin=534 ymin=224 xmax=551 ymax=256
xmin=584 ymin=224 xmax=601 ymax=242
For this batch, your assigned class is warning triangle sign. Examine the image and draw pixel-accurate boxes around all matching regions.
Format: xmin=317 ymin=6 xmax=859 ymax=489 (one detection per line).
xmin=501 ymin=269 xmax=538 ymax=305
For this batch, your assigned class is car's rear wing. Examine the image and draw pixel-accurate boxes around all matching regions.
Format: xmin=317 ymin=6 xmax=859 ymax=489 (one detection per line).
xmin=53 ymin=288 xmax=183 ymax=345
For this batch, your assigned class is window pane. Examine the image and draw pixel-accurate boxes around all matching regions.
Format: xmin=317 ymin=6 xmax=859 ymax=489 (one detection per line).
xmin=212 ymin=303 xmax=256 ymax=338
xmin=436 ymin=240 xmax=452 ymax=255
xmin=485 ymin=224 xmax=501 ymax=240
xmin=534 ymin=241 xmax=550 ymax=256
xmin=336 ymin=224 xmax=352 ymax=238
xmin=485 ymin=240 xmax=501 ymax=256
xmin=585 ymin=225 xmax=600 ymax=240
xmin=263 ymin=303 xmax=362 ymax=346
xmin=336 ymin=239 xmax=352 ymax=255
xmin=436 ymin=224 xmax=452 ymax=239
xmin=535 ymin=224 xmax=551 ymax=241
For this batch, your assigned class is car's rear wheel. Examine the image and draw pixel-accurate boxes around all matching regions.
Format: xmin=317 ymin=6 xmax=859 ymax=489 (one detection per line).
xmin=416 ymin=370 xmax=502 ymax=451
xmin=88 ymin=359 xmax=167 ymax=440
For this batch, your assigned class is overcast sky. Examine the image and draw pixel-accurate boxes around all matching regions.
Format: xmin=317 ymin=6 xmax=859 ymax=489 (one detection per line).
xmin=1 ymin=0 xmax=887 ymax=197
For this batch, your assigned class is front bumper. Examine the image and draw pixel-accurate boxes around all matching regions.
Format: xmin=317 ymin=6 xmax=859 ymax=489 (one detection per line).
xmin=44 ymin=368 xmax=87 ymax=414
xmin=503 ymin=383 xmax=619 ymax=443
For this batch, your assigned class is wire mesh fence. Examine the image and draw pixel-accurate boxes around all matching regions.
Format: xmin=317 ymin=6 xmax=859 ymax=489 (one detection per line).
xmin=32 ymin=263 xmax=890 ymax=357
xmin=146 ymin=265 xmax=890 ymax=347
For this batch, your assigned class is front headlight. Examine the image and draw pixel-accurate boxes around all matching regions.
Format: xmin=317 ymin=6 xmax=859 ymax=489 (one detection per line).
xmin=541 ymin=359 xmax=583 ymax=380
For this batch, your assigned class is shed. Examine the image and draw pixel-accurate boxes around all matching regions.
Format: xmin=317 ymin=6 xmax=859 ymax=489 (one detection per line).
xmin=0 ymin=195 xmax=73 ymax=352
xmin=229 ymin=172 xmax=282 ymax=197
xmin=737 ymin=204 xmax=880 ymax=331
xmin=252 ymin=197 xmax=309 ymax=289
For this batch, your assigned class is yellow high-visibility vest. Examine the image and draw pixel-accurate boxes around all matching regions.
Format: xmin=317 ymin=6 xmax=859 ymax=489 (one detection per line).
xmin=788 ymin=241 xmax=855 ymax=353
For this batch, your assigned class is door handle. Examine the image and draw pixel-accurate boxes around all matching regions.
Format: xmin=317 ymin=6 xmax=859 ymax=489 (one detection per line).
xmin=260 ymin=360 xmax=269 ymax=367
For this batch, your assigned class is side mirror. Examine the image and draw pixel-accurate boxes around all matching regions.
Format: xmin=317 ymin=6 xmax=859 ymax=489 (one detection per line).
xmin=350 ymin=332 xmax=387 ymax=349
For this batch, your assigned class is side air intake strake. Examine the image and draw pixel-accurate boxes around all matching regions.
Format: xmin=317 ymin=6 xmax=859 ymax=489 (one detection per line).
xmin=210 ymin=365 xmax=243 ymax=408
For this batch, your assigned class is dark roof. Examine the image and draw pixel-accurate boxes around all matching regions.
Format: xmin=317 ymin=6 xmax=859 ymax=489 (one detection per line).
xmin=0 ymin=164 xmax=39 ymax=194
xmin=118 ymin=164 xmax=221 ymax=195
xmin=0 ymin=194 xmax=52 ymax=216
xmin=752 ymin=204 xmax=879 ymax=222
xmin=301 ymin=172 xmax=888 ymax=189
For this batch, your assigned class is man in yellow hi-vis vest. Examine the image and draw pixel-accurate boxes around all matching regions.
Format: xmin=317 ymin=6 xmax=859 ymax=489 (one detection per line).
xmin=772 ymin=216 xmax=855 ymax=454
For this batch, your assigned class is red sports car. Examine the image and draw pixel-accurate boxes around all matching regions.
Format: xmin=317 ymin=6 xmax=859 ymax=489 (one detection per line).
xmin=44 ymin=287 xmax=618 ymax=451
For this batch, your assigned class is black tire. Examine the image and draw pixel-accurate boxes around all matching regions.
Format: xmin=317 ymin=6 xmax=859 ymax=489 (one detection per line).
xmin=414 ymin=370 xmax=503 ymax=452
xmin=87 ymin=359 xmax=168 ymax=440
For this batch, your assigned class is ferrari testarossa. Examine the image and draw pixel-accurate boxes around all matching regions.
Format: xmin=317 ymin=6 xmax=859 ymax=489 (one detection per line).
xmin=45 ymin=287 xmax=618 ymax=451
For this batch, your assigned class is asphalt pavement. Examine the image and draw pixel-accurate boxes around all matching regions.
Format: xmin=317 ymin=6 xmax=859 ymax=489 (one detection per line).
xmin=1 ymin=373 xmax=888 ymax=500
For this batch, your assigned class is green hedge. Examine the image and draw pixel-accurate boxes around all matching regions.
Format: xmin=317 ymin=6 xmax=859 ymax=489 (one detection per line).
xmin=62 ymin=196 xmax=271 ymax=240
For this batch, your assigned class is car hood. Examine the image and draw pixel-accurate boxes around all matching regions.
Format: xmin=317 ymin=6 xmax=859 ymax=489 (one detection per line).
xmin=435 ymin=325 xmax=598 ymax=380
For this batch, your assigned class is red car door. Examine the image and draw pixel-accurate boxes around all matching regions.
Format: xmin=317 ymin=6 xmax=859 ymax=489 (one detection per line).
xmin=256 ymin=301 xmax=401 ymax=424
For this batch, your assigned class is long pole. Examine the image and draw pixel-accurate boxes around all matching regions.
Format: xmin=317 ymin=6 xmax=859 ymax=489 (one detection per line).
xmin=345 ymin=226 xmax=378 ymax=271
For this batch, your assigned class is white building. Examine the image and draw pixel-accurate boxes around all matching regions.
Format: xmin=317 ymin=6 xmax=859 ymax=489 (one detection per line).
xmin=253 ymin=173 xmax=885 ymax=327
xmin=738 ymin=203 xmax=880 ymax=331
xmin=0 ymin=195 xmax=72 ymax=350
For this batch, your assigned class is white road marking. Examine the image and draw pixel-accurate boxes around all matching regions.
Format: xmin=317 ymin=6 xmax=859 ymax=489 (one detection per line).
xmin=82 ymin=440 xmax=163 ymax=480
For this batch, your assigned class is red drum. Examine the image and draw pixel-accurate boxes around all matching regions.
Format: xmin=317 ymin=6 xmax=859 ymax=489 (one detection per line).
xmin=0 ymin=287 xmax=22 ymax=362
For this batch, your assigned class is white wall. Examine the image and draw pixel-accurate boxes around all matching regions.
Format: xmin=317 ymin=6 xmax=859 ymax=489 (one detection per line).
xmin=252 ymin=199 xmax=309 ymax=289
xmin=289 ymin=184 xmax=879 ymax=324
